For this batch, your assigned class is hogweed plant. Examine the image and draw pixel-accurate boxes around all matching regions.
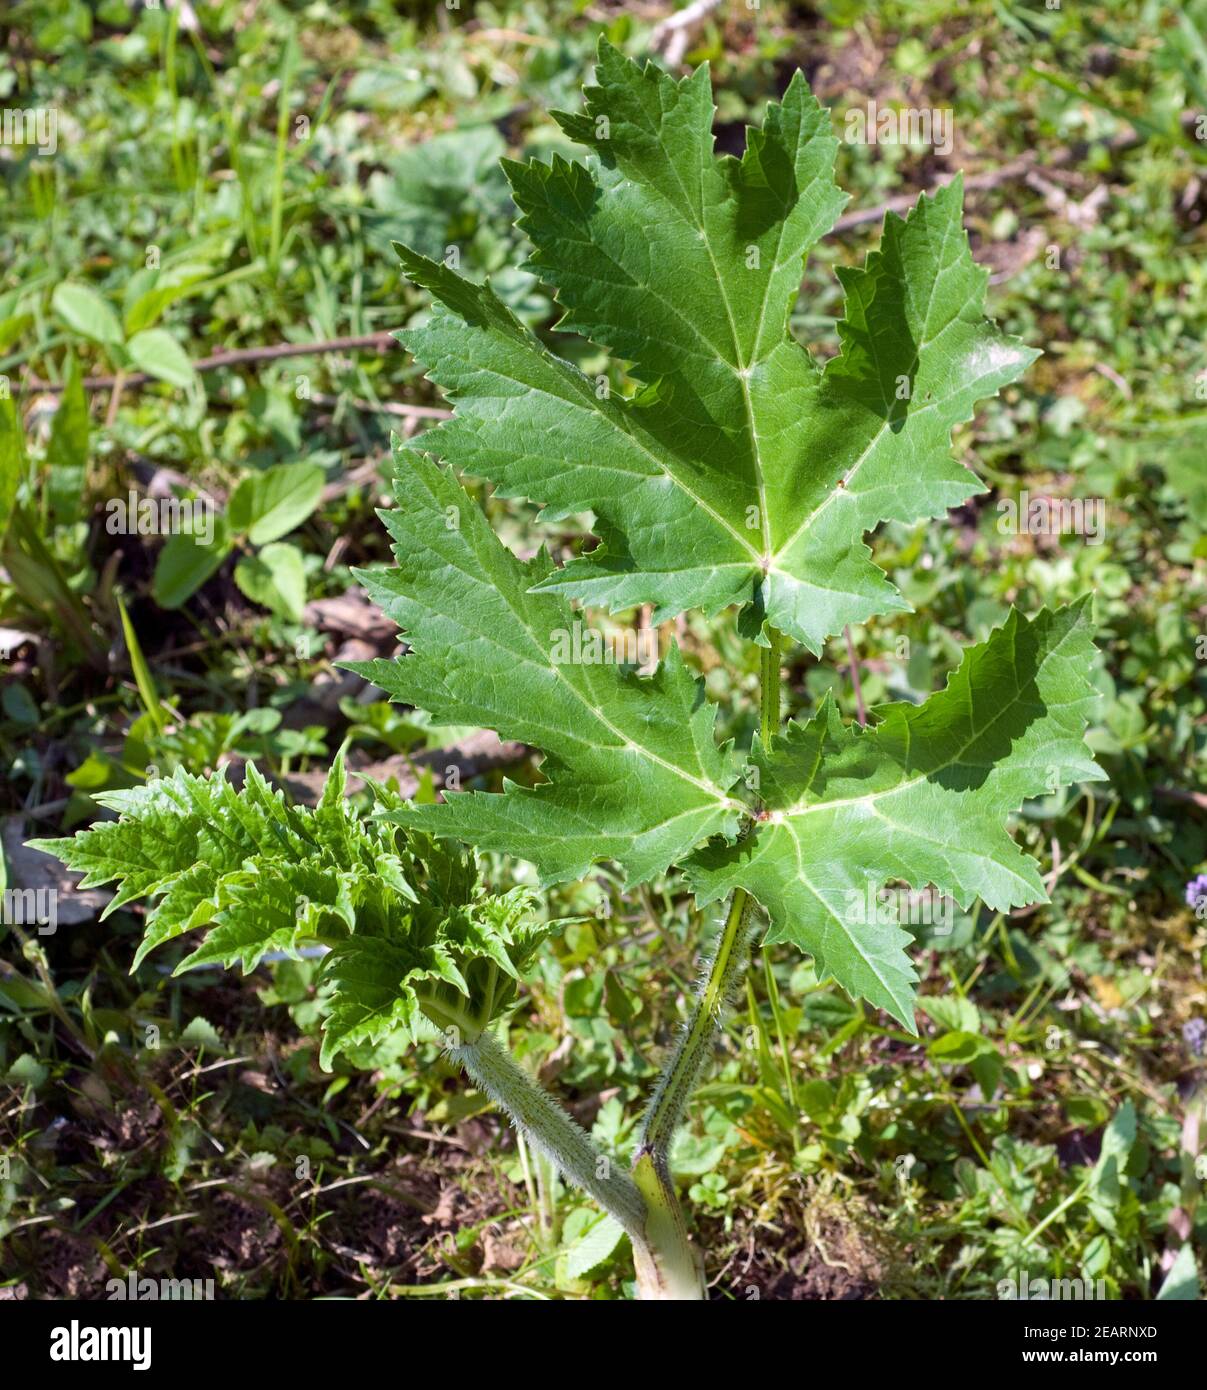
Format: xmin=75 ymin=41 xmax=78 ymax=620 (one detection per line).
xmin=35 ymin=46 xmax=1106 ymax=1300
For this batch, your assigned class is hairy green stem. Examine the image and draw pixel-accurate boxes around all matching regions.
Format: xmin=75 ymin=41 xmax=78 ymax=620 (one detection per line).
xmin=649 ymin=627 xmax=782 ymax=1138
xmin=630 ymin=890 xmax=759 ymax=1299
xmin=449 ymin=1030 xmax=647 ymax=1238
xmin=440 ymin=623 xmax=789 ymax=1300
xmin=638 ymin=623 xmax=783 ymax=1159
xmin=630 ymin=1149 xmax=706 ymax=1299
xmin=627 ymin=625 xmax=785 ymax=1297
xmin=637 ymin=888 xmax=758 ymax=1158
xmin=760 ymin=626 xmax=782 ymax=747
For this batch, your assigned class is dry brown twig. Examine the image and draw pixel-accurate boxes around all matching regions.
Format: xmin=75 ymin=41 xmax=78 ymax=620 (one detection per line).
xmin=650 ymin=0 xmax=724 ymax=67
xmin=23 ymin=332 xmax=400 ymax=394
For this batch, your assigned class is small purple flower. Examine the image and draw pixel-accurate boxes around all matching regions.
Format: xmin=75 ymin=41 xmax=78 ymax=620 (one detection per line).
xmin=1184 ymin=1018 xmax=1206 ymax=1058
xmin=1185 ymin=873 xmax=1207 ymax=911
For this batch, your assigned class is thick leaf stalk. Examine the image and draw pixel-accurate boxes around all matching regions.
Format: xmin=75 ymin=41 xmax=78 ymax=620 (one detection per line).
xmin=448 ymin=1029 xmax=648 ymax=1239
xmin=638 ymin=888 xmax=759 ymax=1161
xmin=631 ymin=886 xmax=760 ymax=1299
xmin=626 ymin=627 xmax=782 ymax=1297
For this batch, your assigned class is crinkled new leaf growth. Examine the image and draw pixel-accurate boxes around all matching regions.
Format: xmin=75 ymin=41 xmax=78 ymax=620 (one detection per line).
xmin=30 ymin=754 xmax=560 ymax=1068
xmin=393 ymin=40 xmax=1038 ymax=653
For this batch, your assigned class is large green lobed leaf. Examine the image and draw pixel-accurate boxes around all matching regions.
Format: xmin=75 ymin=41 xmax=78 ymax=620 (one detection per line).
xmin=345 ymin=446 xmax=743 ymax=887
xmin=394 ymin=41 xmax=1037 ymax=653
xmin=687 ymin=600 xmax=1107 ymax=1027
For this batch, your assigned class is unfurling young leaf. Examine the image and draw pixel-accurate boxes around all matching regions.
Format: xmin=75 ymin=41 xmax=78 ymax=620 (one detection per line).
xmin=28 ymin=754 xmax=562 ymax=1069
